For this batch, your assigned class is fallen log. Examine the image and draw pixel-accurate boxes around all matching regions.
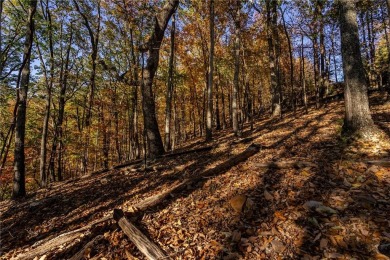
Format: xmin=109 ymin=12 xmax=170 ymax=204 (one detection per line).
xmin=14 ymin=215 xmax=112 ymax=260
xmin=254 ymin=161 xmax=317 ymax=169
xmin=131 ymin=180 xmax=187 ymax=212
xmin=14 ymin=231 xmax=82 ymax=260
xmin=14 ymin=144 xmax=258 ymax=259
xmin=69 ymin=235 xmax=104 ymax=260
xmin=113 ymin=209 xmax=167 ymax=260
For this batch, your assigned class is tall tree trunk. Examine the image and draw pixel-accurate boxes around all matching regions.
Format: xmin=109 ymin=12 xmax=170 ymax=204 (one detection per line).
xmin=141 ymin=0 xmax=178 ymax=157
xmin=215 ymin=80 xmax=221 ymax=130
xmin=313 ymin=39 xmax=320 ymax=108
xmin=266 ymin=0 xmax=281 ymax=118
xmin=331 ymin=30 xmax=339 ymax=83
xmin=13 ymin=0 xmax=37 ymax=198
xmin=383 ymin=1 xmax=390 ymax=98
xmin=317 ymin=0 xmax=326 ymax=102
xmin=72 ymin=0 xmax=101 ymax=127
xmin=129 ymin=28 xmax=140 ymax=159
xmin=232 ymin=1 xmax=241 ymax=136
xmin=280 ymin=7 xmax=294 ymax=112
xmin=338 ymin=0 xmax=377 ymax=137
xmin=165 ymin=13 xmax=176 ymax=150
xmin=38 ymin=0 xmax=54 ymax=187
xmin=73 ymin=0 xmax=101 ymax=174
xmin=301 ymin=35 xmax=308 ymax=113
xmin=52 ymin=28 xmax=72 ymax=181
xmin=206 ymin=0 xmax=214 ymax=142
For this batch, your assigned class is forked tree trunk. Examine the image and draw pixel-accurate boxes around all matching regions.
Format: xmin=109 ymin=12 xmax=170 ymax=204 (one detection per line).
xmin=141 ymin=0 xmax=179 ymax=157
xmin=338 ymin=0 xmax=377 ymax=137
xmin=13 ymin=0 xmax=38 ymax=198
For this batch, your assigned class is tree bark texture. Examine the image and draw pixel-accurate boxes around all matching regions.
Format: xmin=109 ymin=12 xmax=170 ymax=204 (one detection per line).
xmin=142 ymin=0 xmax=179 ymax=157
xmin=338 ymin=0 xmax=376 ymax=136
xmin=232 ymin=1 xmax=241 ymax=136
xmin=266 ymin=0 xmax=281 ymax=118
xmin=206 ymin=0 xmax=214 ymax=141
xmin=13 ymin=0 xmax=37 ymax=198
xmin=165 ymin=13 xmax=176 ymax=150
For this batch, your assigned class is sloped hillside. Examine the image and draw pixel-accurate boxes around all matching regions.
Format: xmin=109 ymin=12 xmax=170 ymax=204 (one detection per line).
xmin=1 ymin=95 xmax=390 ymax=260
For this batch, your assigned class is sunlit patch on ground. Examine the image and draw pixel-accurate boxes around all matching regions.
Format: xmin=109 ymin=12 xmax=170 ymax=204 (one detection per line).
xmin=1 ymin=94 xmax=389 ymax=259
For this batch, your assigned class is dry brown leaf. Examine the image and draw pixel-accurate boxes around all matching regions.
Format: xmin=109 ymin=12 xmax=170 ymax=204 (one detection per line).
xmin=232 ymin=230 xmax=241 ymax=243
xmin=264 ymin=190 xmax=273 ymax=201
xmin=274 ymin=211 xmax=287 ymax=221
xmin=319 ymin=238 xmax=328 ymax=249
xmin=271 ymin=240 xmax=285 ymax=253
xmin=229 ymin=195 xmax=247 ymax=213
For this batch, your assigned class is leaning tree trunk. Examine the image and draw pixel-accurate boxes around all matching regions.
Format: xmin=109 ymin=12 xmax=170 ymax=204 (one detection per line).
xmin=141 ymin=0 xmax=179 ymax=157
xmin=338 ymin=0 xmax=377 ymax=137
xmin=13 ymin=0 xmax=37 ymax=198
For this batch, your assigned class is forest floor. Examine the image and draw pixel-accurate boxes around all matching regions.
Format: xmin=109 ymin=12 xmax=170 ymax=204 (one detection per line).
xmin=1 ymin=93 xmax=390 ymax=260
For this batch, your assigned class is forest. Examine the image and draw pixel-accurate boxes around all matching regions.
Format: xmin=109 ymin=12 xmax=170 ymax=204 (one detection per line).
xmin=1 ymin=0 xmax=390 ymax=259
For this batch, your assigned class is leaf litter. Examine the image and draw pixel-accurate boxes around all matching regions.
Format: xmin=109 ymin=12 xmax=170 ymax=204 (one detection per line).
xmin=1 ymin=93 xmax=390 ymax=259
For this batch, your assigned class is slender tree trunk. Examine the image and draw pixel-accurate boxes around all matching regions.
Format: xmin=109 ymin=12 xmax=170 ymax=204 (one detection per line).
xmin=232 ymin=2 xmax=241 ymax=136
xmin=13 ymin=0 xmax=37 ymax=198
xmin=165 ymin=13 xmax=176 ymax=150
xmin=280 ymin=7 xmax=294 ymax=112
xmin=338 ymin=0 xmax=378 ymax=137
xmin=331 ymin=31 xmax=338 ymax=83
xmin=72 ymin=0 xmax=100 ymax=127
xmin=301 ymin=35 xmax=308 ymax=113
xmin=316 ymin=0 xmax=326 ymax=102
xmin=206 ymin=0 xmax=214 ymax=141
xmin=382 ymin=1 xmax=390 ymax=98
xmin=38 ymin=1 xmax=54 ymax=186
xmin=113 ymin=83 xmax=121 ymax=162
xmin=100 ymin=105 xmax=109 ymax=169
xmin=53 ymin=30 xmax=72 ymax=181
xmin=313 ymin=39 xmax=320 ymax=108
xmin=366 ymin=11 xmax=374 ymax=88
xmin=215 ymin=80 xmax=221 ymax=130
xmin=129 ymin=29 xmax=140 ymax=159
xmin=142 ymin=0 xmax=178 ymax=157
xmin=267 ymin=0 xmax=281 ymax=118
xmin=0 ymin=115 xmax=15 ymax=177
xmin=218 ymin=72 xmax=226 ymax=129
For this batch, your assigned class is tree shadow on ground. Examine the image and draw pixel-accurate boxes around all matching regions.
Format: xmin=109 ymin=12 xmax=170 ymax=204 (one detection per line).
xmin=2 ymin=132 xmax=254 ymax=258
xmin=2 ymin=96 xmax=389 ymax=259
xmin=209 ymin=98 xmax=390 ymax=259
